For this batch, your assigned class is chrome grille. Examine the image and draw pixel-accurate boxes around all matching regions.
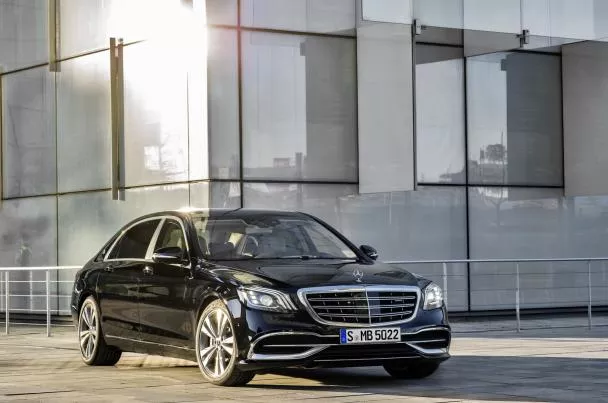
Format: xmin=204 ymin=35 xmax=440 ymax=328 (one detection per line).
xmin=299 ymin=286 xmax=419 ymax=326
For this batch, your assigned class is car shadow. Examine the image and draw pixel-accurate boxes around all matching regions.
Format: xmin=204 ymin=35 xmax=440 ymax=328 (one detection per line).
xmin=245 ymin=355 xmax=608 ymax=402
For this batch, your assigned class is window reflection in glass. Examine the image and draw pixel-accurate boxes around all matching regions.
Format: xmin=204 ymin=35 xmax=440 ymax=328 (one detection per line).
xmin=2 ymin=67 xmax=56 ymax=197
xmin=241 ymin=0 xmax=355 ymax=35
xmin=242 ymin=32 xmax=357 ymax=181
xmin=467 ymin=52 xmax=563 ymax=186
xmin=56 ymin=51 xmax=111 ymax=193
xmin=416 ymin=45 xmax=465 ymax=184
xmin=0 ymin=0 xmax=48 ymax=71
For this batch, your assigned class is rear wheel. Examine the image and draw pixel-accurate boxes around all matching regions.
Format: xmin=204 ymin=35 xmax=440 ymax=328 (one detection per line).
xmin=195 ymin=300 xmax=255 ymax=386
xmin=383 ymin=362 xmax=440 ymax=379
xmin=78 ymin=296 xmax=122 ymax=366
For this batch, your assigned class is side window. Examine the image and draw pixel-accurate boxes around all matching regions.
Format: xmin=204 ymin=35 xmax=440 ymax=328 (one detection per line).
xmin=154 ymin=219 xmax=188 ymax=256
xmin=107 ymin=219 xmax=161 ymax=260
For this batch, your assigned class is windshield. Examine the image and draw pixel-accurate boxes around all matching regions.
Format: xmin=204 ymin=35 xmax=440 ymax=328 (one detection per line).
xmin=191 ymin=214 xmax=358 ymax=261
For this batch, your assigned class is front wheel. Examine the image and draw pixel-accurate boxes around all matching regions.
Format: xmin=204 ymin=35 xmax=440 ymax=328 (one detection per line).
xmin=78 ymin=296 xmax=122 ymax=366
xmin=383 ymin=362 xmax=440 ymax=379
xmin=195 ymin=300 xmax=255 ymax=386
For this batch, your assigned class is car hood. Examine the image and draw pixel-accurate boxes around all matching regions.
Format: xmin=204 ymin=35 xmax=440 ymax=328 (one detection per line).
xmin=207 ymin=259 xmax=419 ymax=289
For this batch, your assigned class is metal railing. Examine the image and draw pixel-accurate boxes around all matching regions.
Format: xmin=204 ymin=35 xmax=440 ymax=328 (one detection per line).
xmin=1 ymin=258 xmax=607 ymax=336
xmin=386 ymin=257 xmax=608 ymax=332
xmin=0 ymin=266 xmax=80 ymax=336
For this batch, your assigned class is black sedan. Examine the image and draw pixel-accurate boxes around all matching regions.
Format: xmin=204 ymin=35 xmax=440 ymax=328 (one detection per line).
xmin=71 ymin=209 xmax=450 ymax=386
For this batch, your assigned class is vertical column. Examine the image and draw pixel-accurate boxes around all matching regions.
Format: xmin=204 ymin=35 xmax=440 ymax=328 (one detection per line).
xmin=46 ymin=270 xmax=51 ymax=337
xmin=5 ymin=272 xmax=9 ymax=335
xmin=48 ymin=0 xmax=60 ymax=72
xmin=0 ymin=66 xmax=3 ymax=206
xmin=110 ymin=38 xmax=125 ymax=200
xmin=515 ymin=262 xmax=520 ymax=333
xmin=357 ymin=22 xmax=415 ymax=193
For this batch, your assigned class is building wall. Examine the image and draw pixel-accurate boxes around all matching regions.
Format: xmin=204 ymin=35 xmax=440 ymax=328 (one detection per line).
xmin=1 ymin=0 xmax=608 ymax=314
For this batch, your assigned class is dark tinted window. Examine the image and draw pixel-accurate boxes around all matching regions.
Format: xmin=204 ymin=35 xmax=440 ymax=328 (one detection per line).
xmin=108 ymin=219 xmax=160 ymax=260
xmin=154 ymin=219 xmax=187 ymax=256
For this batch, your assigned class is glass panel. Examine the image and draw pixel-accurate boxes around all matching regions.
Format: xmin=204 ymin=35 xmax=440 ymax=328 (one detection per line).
xmin=56 ymin=51 xmax=111 ymax=193
xmin=153 ymin=219 xmax=187 ymax=253
xmin=208 ymin=28 xmax=239 ymax=180
xmin=415 ymin=45 xmax=465 ymax=184
xmin=0 ymin=0 xmax=48 ymax=72
xmin=414 ymin=0 xmax=463 ymax=30
xmin=463 ymin=0 xmax=520 ymax=34
xmin=338 ymin=187 xmax=468 ymax=311
xmin=57 ymin=184 xmax=189 ymax=265
xmin=109 ymin=219 xmax=160 ymax=260
xmin=123 ymin=41 xmax=189 ymax=186
xmin=189 ymin=182 xmax=242 ymax=209
xmin=467 ymin=52 xmax=563 ymax=186
xmin=242 ymin=32 xmax=357 ymax=181
xmin=0 ymin=196 xmax=57 ymax=313
xmin=241 ymin=0 xmax=355 ymax=35
xmin=59 ymin=0 xmax=113 ymax=58
xmin=243 ymin=183 xmax=357 ymax=229
xmin=468 ymin=187 xmax=608 ymax=310
xmin=0 ymin=196 xmax=57 ymax=266
xmin=206 ymin=0 xmax=237 ymax=25
xmin=522 ymin=0 xmax=608 ymax=42
xmin=2 ymin=67 xmax=56 ymax=197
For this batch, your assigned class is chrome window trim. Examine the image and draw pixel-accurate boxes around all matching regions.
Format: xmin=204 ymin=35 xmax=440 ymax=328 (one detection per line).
xmin=103 ymin=215 xmax=190 ymax=263
xmin=297 ymin=285 xmax=422 ymax=328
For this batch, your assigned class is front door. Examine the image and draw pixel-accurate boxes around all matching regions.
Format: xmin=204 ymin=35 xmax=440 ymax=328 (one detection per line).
xmin=98 ymin=218 xmax=161 ymax=341
xmin=138 ymin=218 xmax=193 ymax=348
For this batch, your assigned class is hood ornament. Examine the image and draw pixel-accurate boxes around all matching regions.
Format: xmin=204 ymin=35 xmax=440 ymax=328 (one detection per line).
xmin=353 ymin=269 xmax=364 ymax=283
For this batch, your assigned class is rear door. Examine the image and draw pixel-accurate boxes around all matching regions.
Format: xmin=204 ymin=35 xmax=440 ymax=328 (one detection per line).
xmin=138 ymin=217 xmax=193 ymax=347
xmin=98 ymin=218 xmax=161 ymax=340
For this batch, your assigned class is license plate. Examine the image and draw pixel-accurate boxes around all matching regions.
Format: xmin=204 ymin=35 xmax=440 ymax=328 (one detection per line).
xmin=339 ymin=327 xmax=401 ymax=344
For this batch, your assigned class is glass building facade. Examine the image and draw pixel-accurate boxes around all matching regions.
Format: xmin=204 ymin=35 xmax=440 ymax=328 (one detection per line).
xmin=2 ymin=0 xmax=608 ymax=314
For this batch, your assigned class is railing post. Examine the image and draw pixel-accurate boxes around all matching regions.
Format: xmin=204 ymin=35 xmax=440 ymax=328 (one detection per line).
xmin=515 ymin=262 xmax=520 ymax=333
xmin=46 ymin=270 xmax=51 ymax=337
xmin=442 ymin=262 xmax=448 ymax=307
xmin=5 ymin=271 xmax=9 ymax=335
xmin=588 ymin=261 xmax=592 ymax=330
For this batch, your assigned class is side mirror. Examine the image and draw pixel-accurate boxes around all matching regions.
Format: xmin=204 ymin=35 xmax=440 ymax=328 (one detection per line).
xmin=360 ymin=245 xmax=378 ymax=261
xmin=152 ymin=246 xmax=184 ymax=264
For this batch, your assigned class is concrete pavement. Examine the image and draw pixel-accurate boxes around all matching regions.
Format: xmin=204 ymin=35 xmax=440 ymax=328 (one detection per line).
xmin=0 ymin=324 xmax=607 ymax=402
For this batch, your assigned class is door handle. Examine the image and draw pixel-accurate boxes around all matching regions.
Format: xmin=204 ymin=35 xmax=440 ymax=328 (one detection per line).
xmin=104 ymin=266 xmax=114 ymax=272
xmin=143 ymin=266 xmax=154 ymax=276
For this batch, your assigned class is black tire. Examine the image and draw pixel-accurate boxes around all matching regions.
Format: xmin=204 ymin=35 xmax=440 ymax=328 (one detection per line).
xmin=78 ymin=296 xmax=122 ymax=366
xmin=195 ymin=300 xmax=255 ymax=386
xmin=383 ymin=362 xmax=440 ymax=379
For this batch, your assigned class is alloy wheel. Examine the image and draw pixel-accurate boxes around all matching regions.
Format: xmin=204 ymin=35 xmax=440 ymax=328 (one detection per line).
xmin=198 ymin=308 xmax=235 ymax=379
xmin=79 ymin=301 xmax=98 ymax=360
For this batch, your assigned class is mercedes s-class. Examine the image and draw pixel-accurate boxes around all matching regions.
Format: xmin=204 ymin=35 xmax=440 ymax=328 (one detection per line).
xmin=71 ymin=209 xmax=450 ymax=386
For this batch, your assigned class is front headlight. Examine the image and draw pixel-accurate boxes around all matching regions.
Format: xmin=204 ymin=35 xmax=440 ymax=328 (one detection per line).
xmin=423 ymin=282 xmax=443 ymax=310
xmin=237 ymin=286 xmax=297 ymax=312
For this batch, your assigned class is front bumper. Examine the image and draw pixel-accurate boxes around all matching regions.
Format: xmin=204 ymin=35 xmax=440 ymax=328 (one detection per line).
xmin=232 ymin=304 xmax=451 ymax=372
